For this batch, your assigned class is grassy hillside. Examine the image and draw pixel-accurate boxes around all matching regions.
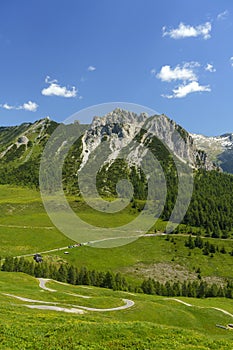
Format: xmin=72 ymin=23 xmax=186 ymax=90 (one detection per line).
xmin=0 ymin=185 xmax=233 ymax=348
xmin=0 ymin=185 xmax=165 ymax=257
xmin=0 ymin=185 xmax=232 ymax=287
xmin=0 ymin=186 xmax=73 ymax=257
xmin=0 ymin=272 xmax=233 ymax=349
xmin=48 ymin=235 xmax=233 ymax=284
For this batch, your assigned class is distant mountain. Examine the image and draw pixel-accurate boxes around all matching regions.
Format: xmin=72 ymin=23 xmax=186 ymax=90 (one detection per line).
xmin=0 ymin=109 xmax=217 ymax=192
xmin=0 ymin=117 xmax=59 ymax=187
xmin=79 ymin=108 xmax=215 ymax=172
xmin=191 ymin=133 xmax=233 ymax=173
xmin=2 ymin=110 xmax=233 ymax=235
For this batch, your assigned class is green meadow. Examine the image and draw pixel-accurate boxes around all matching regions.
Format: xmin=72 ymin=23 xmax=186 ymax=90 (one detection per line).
xmin=0 ymin=185 xmax=233 ymax=349
xmin=50 ymin=235 xmax=233 ymax=286
xmin=0 ymin=272 xmax=233 ymax=349
xmin=0 ymin=185 xmax=232 ymax=285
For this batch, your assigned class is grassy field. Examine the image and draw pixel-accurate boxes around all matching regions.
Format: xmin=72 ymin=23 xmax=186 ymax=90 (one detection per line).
xmin=0 ymin=185 xmax=73 ymax=256
xmin=48 ymin=235 xmax=233 ymax=285
xmin=0 ymin=271 xmax=233 ymax=349
xmin=0 ymin=185 xmax=232 ymax=285
xmin=0 ymin=184 xmax=233 ymax=349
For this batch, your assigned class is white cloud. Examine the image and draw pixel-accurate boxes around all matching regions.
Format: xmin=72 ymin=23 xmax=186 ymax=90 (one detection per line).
xmin=162 ymin=81 xmax=211 ymax=99
xmin=1 ymin=103 xmax=14 ymax=110
xmin=230 ymin=57 xmax=233 ymax=67
xmin=87 ymin=65 xmax=96 ymax=72
xmin=45 ymin=75 xmax=57 ymax=84
xmin=205 ymin=63 xmax=216 ymax=72
xmin=162 ymin=22 xmax=211 ymax=40
xmin=0 ymin=101 xmax=38 ymax=112
xmin=42 ymin=76 xmax=77 ymax=98
xmin=217 ymin=10 xmax=229 ymax=20
xmin=156 ymin=62 xmax=199 ymax=82
xmin=22 ymin=101 xmax=38 ymax=112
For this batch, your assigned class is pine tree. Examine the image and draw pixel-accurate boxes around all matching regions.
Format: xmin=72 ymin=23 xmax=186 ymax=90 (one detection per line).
xmin=49 ymin=264 xmax=58 ymax=280
xmin=67 ymin=265 xmax=77 ymax=285
xmin=57 ymin=264 xmax=68 ymax=282
xmin=114 ymin=272 xmax=123 ymax=291
xmin=194 ymin=235 xmax=203 ymax=249
xmin=103 ymin=271 xmax=114 ymax=289
xmin=187 ymin=235 xmax=194 ymax=249
xmin=208 ymin=284 xmax=218 ymax=297
xmin=197 ymin=281 xmax=207 ymax=298
xmin=17 ymin=257 xmax=26 ymax=272
xmin=89 ymin=270 xmax=97 ymax=286
xmin=209 ymin=244 xmax=216 ymax=253
xmin=181 ymin=282 xmax=188 ymax=297
xmin=220 ymin=246 xmax=227 ymax=254
xmin=1 ymin=257 xmax=14 ymax=272
xmin=82 ymin=267 xmax=91 ymax=285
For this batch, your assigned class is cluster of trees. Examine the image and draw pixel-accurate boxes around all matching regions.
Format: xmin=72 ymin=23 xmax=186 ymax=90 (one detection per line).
xmin=141 ymin=277 xmax=233 ymax=299
xmin=1 ymin=257 xmax=129 ymax=291
xmin=0 ymin=159 xmax=40 ymax=188
xmin=184 ymin=235 xmax=231 ymax=256
xmin=182 ymin=170 xmax=233 ymax=236
xmin=1 ymin=256 xmax=233 ymax=299
xmin=173 ymin=224 xmax=230 ymax=239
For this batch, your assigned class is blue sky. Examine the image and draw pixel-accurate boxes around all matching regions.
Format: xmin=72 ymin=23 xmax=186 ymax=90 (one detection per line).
xmin=0 ymin=0 xmax=233 ymax=135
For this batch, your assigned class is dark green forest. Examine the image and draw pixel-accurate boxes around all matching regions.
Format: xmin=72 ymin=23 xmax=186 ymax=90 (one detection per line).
xmin=1 ymin=256 xmax=233 ymax=299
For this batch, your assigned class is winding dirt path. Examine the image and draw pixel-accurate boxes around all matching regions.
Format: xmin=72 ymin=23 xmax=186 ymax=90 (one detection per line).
xmin=38 ymin=278 xmax=135 ymax=312
xmin=3 ymin=293 xmax=54 ymax=304
xmin=212 ymin=307 xmax=233 ymax=318
xmin=2 ymin=278 xmax=135 ymax=314
xmin=0 ymin=224 xmax=54 ymax=230
xmin=11 ymin=233 xmax=165 ymax=260
xmin=71 ymin=298 xmax=134 ymax=312
xmin=170 ymin=298 xmax=192 ymax=307
xmin=24 ymin=304 xmax=85 ymax=314
xmin=168 ymin=298 xmax=233 ymax=318
xmin=38 ymin=278 xmax=56 ymax=292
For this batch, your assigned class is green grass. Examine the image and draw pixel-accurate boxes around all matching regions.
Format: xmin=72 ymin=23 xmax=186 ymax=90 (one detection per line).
xmin=0 ymin=185 xmax=74 ymax=256
xmin=0 ymin=226 xmax=72 ymax=256
xmin=0 ymin=184 xmax=232 ymax=285
xmin=0 ymin=185 xmax=40 ymax=203
xmin=48 ymin=235 xmax=233 ymax=284
xmin=0 ymin=272 xmax=233 ymax=349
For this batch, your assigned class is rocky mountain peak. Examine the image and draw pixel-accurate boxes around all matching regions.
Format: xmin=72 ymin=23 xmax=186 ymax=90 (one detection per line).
xmin=79 ymin=109 xmax=216 ymax=172
xmin=91 ymin=108 xmax=148 ymax=129
xmin=0 ymin=110 xmax=218 ymax=180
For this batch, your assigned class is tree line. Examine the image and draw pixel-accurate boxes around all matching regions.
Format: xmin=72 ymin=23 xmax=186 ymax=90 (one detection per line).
xmin=184 ymin=235 xmax=232 ymax=256
xmin=1 ymin=257 xmax=129 ymax=291
xmin=1 ymin=256 xmax=233 ymax=299
xmin=141 ymin=277 xmax=233 ymax=299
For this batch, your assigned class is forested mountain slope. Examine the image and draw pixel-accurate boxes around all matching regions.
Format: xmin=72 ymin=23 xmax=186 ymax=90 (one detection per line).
xmin=0 ymin=110 xmax=232 ymax=237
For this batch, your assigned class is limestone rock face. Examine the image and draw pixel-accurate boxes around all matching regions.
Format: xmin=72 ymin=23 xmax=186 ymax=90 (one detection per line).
xmin=79 ymin=108 xmax=216 ymax=171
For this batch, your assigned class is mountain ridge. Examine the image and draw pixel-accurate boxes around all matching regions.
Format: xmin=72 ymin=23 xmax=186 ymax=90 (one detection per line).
xmin=0 ymin=109 xmax=222 ymax=188
xmin=191 ymin=132 xmax=233 ymax=173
